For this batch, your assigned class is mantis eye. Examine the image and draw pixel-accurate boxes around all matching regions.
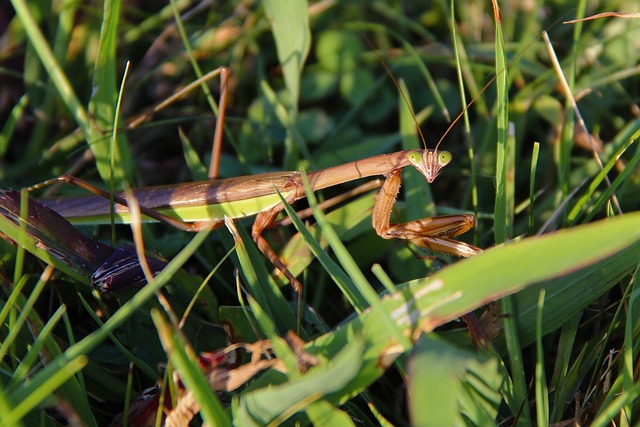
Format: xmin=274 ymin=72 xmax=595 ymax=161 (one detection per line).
xmin=407 ymin=151 xmax=422 ymax=166
xmin=438 ymin=151 xmax=452 ymax=166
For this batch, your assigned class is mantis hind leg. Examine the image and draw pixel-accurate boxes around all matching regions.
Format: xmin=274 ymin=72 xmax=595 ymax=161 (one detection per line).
xmin=209 ymin=66 xmax=230 ymax=180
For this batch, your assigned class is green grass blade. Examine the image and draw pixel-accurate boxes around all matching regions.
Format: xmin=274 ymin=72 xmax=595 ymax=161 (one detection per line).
xmin=292 ymin=173 xmax=410 ymax=348
xmin=277 ymin=184 xmax=369 ymax=312
xmin=276 ymin=191 xmax=378 ymax=287
xmin=493 ymin=7 xmax=513 ymax=244
xmin=4 ymin=356 xmax=88 ymax=426
xmin=8 ymin=305 xmax=66 ymax=388
xmin=89 ymin=0 xmax=132 ymax=186
xmin=0 ymin=266 xmax=51 ymax=364
xmin=152 ymin=309 xmax=230 ymax=427
xmin=0 ymin=94 xmax=28 ymax=157
xmin=0 ymin=274 xmax=97 ymax=426
xmin=234 ymin=336 xmax=364 ymax=425
xmin=491 ymin=6 xmax=528 ymax=422
xmin=535 ymin=290 xmax=549 ymax=427
xmin=568 ymin=135 xmax=637 ymax=223
xmin=18 ymin=226 xmax=214 ymax=401
xmin=224 ymin=217 xmax=299 ymax=334
xmin=530 ymin=142 xmax=540 ymax=235
xmin=305 ymin=212 xmax=640 ymax=407
xmin=263 ymin=0 xmax=311 ymax=111
xmin=9 ymin=0 xmax=91 ymax=141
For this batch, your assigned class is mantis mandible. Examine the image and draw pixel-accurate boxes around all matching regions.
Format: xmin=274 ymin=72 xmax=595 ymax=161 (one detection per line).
xmin=29 ymin=66 xmax=482 ymax=293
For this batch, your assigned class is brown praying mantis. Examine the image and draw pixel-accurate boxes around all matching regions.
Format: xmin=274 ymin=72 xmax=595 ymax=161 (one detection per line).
xmin=27 ymin=62 xmax=482 ymax=293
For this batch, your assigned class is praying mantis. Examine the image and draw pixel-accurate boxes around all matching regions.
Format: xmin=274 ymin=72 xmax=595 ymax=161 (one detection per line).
xmin=26 ymin=64 xmax=482 ymax=293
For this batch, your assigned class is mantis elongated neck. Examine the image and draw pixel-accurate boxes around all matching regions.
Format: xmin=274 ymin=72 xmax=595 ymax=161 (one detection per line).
xmin=307 ymin=149 xmax=421 ymax=190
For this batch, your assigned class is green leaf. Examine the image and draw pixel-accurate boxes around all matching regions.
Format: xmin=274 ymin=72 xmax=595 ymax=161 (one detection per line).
xmin=408 ymin=335 xmax=502 ymax=427
xmin=233 ymin=336 xmax=364 ymax=425
xmin=304 ymin=213 xmax=640 ymax=405
xmin=263 ymin=0 xmax=311 ymax=109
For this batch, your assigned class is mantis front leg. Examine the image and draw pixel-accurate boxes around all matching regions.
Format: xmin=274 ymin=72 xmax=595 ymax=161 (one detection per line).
xmin=373 ymin=169 xmax=482 ymax=257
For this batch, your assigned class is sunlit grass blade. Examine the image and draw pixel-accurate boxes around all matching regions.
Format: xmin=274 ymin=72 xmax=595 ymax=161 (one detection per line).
xmin=89 ymin=0 xmax=133 ymax=186
xmin=263 ymin=0 xmax=310 ymax=109
xmin=276 ymin=185 xmax=368 ymax=312
xmin=3 ymin=356 xmax=88 ymax=427
xmin=152 ymin=309 xmax=230 ymax=427
xmin=223 ymin=217 xmax=299 ymax=335
xmin=492 ymin=1 xmax=513 ymax=244
xmin=276 ymin=191 xmax=378 ymax=287
xmin=234 ymin=336 xmax=364 ymax=425
xmin=573 ymin=132 xmax=640 ymax=224
xmin=489 ymin=2 xmax=529 ymax=421
xmin=304 ymin=212 xmax=640 ymax=408
xmin=535 ymin=290 xmax=549 ymax=427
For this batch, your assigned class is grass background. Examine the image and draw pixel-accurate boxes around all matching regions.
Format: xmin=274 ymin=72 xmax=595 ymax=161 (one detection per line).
xmin=1 ymin=0 xmax=640 ymax=426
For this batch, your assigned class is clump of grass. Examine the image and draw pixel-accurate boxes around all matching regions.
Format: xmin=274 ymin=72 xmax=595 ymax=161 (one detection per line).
xmin=1 ymin=0 xmax=639 ymax=426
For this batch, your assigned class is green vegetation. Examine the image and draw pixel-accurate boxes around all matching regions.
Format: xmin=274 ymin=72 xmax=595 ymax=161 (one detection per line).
xmin=1 ymin=0 xmax=639 ymax=425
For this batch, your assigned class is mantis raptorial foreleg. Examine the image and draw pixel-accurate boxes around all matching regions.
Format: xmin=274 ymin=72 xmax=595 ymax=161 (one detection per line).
xmin=373 ymin=169 xmax=481 ymax=258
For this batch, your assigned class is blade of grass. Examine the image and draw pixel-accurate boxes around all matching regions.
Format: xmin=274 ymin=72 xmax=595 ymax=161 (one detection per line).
xmin=0 ymin=94 xmax=28 ymax=157
xmin=234 ymin=336 xmax=364 ymax=425
xmin=530 ymin=142 xmax=540 ymax=235
xmin=77 ymin=294 xmax=157 ymax=380
xmin=260 ymin=79 xmax=315 ymax=168
xmin=490 ymin=1 xmax=528 ymax=422
xmin=4 ymin=356 xmax=88 ymax=427
xmin=90 ymin=0 xmax=133 ymax=186
xmin=572 ymin=142 xmax=637 ymax=223
xmin=275 ymin=184 xmax=368 ymax=312
xmin=306 ymin=212 xmax=640 ymax=412
xmin=25 ymin=0 xmax=79 ymax=158
xmin=152 ymin=308 xmax=230 ymax=427
xmin=0 ymin=272 xmax=97 ymax=426
xmin=16 ymin=225 xmax=215 ymax=402
xmin=9 ymin=0 xmax=91 ymax=146
xmin=535 ymin=290 xmax=549 ymax=427
xmin=450 ymin=0 xmax=479 ymax=228
xmin=0 ymin=266 xmax=54 ymax=364
xmin=263 ymin=0 xmax=311 ymax=111
xmin=622 ymin=272 xmax=640 ymax=424
xmin=223 ymin=217 xmax=299 ymax=335
xmin=548 ymin=313 xmax=581 ymax=423
xmin=298 ymin=173 xmax=411 ymax=347
xmin=7 ymin=305 xmax=66 ymax=387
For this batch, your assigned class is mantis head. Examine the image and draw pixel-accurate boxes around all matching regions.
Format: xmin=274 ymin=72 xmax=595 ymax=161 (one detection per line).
xmin=407 ymin=149 xmax=452 ymax=183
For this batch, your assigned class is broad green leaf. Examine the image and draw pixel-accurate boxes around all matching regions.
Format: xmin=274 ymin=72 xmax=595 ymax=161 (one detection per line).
xmin=304 ymin=213 xmax=640 ymax=405
xmin=408 ymin=335 xmax=501 ymax=426
xmin=234 ymin=336 xmax=364 ymax=425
